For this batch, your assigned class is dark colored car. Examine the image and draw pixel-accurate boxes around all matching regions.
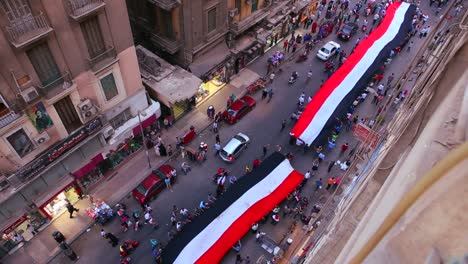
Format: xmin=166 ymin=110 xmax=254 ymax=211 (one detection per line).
xmin=338 ymin=23 xmax=358 ymax=40
xmin=222 ymin=95 xmax=256 ymax=124
xmin=132 ymin=164 xmax=175 ymax=205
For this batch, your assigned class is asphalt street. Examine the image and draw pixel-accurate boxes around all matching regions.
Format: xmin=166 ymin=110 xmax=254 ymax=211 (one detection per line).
xmin=50 ymin=1 xmax=445 ymax=263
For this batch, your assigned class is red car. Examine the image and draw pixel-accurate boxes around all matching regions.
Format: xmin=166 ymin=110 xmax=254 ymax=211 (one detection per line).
xmin=132 ymin=164 xmax=175 ymax=205
xmin=222 ymin=95 xmax=256 ymax=124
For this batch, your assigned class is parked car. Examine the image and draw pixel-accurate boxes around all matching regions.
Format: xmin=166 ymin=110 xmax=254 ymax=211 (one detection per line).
xmin=338 ymin=23 xmax=358 ymax=40
xmin=222 ymin=95 xmax=256 ymax=124
xmin=132 ymin=164 xmax=175 ymax=204
xmin=316 ymin=41 xmax=341 ymax=61
xmin=219 ymin=133 xmax=250 ymax=162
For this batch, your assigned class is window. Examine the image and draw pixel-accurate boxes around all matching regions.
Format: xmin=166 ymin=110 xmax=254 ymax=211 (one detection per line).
xmin=109 ymin=108 xmax=131 ymax=128
xmin=100 ymin=73 xmax=119 ymax=101
xmin=0 ymin=0 xmax=31 ymax=22
xmin=207 ymin=8 xmax=217 ymax=33
xmin=235 ymin=0 xmax=241 ymax=11
xmin=80 ymin=16 xmax=106 ymax=58
xmin=26 ymin=42 xmax=61 ymax=87
xmin=251 ymin=0 xmax=258 ymax=12
xmin=160 ymin=9 xmax=174 ymax=40
xmin=0 ymin=95 xmax=10 ymax=118
xmin=7 ymin=128 xmax=34 ymax=157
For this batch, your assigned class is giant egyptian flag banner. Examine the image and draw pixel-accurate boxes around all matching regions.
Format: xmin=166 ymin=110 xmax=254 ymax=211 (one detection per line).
xmin=292 ymin=2 xmax=415 ymax=146
xmin=161 ymin=152 xmax=303 ymax=263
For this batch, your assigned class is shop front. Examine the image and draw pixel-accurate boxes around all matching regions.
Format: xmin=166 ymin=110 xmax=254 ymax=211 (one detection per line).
xmin=196 ymin=62 xmax=228 ymax=105
xmin=73 ymin=153 xmax=105 ymax=191
xmin=39 ymin=180 xmax=80 ymax=220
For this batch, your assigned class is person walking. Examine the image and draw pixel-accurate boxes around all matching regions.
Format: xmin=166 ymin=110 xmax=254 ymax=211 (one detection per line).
xmin=212 ymin=121 xmax=218 ymax=133
xmin=334 ymin=177 xmax=341 ymax=189
xmin=281 ymin=119 xmax=287 ymax=131
xmin=387 ymin=73 xmax=395 ymax=87
xmin=262 ymin=144 xmax=269 ymax=157
xmin=340 ymin=142 xmax=349 ymax=156
xmin=105 ymin=232 xmax=119 ymax=247
xmin=326 ymin=177 xmax=336 ymax=190
xmin=215 ymin=133 xmax=220 ymax=144
xmin=27 ymin=224 xmax=38 ymax=236
xmin=269 ymin=73 xmax=275 ymax=84
xmin=66 ymin=201 xmax=79 ymax=218
xmin=283 ymin=39 xmax=289 ymax=51
xmin=165 ymin=176 xmax=173 ymax=192
xmin=315 ymin=178 xmax=323 ymax=191
xmin=214 ymin=142 xmax=221 ymax=156
xmin=407 ymin=41 xmax=413 ymax=52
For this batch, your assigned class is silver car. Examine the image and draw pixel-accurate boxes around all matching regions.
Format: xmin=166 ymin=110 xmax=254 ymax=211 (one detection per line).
xmin=219 ymin=133 xmax=250 ymax=162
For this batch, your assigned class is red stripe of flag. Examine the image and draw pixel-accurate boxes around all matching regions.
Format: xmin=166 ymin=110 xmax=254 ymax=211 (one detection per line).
xmin=292 ymin=2 xmax=402 ymax=137
xmin=195 ymin=170 xmax=304 ymax=263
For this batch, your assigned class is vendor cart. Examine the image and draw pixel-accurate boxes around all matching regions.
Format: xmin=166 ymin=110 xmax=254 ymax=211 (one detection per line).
xmin=85 ymin=199 xmax=114 ymax=225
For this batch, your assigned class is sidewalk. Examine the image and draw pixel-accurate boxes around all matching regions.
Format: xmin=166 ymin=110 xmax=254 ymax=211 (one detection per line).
xmin=2 ymin=68 xmax=260 ymax=264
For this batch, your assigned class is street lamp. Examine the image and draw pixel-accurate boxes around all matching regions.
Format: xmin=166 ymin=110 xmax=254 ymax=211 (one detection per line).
xmin=138 ymin=110 xmax=152 ymax=169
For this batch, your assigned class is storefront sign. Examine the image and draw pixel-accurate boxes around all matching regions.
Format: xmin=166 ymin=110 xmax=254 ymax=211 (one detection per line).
xmin=14 ymin=118 xmax=103 ymax=181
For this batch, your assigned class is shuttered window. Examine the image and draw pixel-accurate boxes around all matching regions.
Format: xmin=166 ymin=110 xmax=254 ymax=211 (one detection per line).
xmin=80 ymin=16 xmax=106 ymax=58
xmin=207 ymin=7 xmax=217 ymax=33
xmin=26 ymin=42 xmax=61 ymax=87
xmin=100 ymin=73 xmax=118 ymax=101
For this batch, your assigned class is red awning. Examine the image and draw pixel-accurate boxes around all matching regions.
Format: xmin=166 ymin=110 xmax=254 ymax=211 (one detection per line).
xmin=73 ymin=153 xmax=104 ymax=179
xmin=132 ymin=114 xmax=157 ymax=135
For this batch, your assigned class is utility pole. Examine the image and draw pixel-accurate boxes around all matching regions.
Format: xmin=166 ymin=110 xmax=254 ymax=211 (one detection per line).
xmin=138 ymin=111 xmax=152 ymax=169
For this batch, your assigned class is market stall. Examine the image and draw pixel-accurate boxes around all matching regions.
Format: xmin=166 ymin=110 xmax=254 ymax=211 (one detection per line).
xmin=85 ymin=199 xmax=114 ymax=225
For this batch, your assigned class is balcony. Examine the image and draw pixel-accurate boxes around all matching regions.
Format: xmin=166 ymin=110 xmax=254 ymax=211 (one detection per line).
xmin=87 ymin=46 xmax=117 ymax=72
xmin=5 ymin=12 xmax=53 ymax=49
xmin=68 ymin=0 xmax=106 ymax=21
xmin=150 ymin=33 xmax=182 ymax=54
xmin=147 ymin=0 xmax=181 ymax=11
xmin=37 ymin=72 xmax=75 ymax=100
xmin=0 ymin=111 xmax=22 ymax=130
xmin=229 ymin=9 xmax=269 ymax=36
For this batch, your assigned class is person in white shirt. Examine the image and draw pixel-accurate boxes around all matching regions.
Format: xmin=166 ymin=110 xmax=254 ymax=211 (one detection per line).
xmin=308 ymin=96 xmax=312 ymax=103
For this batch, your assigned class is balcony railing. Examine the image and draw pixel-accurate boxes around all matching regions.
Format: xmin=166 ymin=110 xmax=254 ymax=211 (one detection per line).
xmin=37 ymin=72 xmax=74 ymax=99
xmin=150 ymin=33 xmax=182 ymax=54
xmin=87 ymin=46 xmax=117 ymax=71
xmin=68 ymin=0 xmax=106 ymax=20
xmin=5 ymin=12 xmax=53 ymax=48
xmin=0 ymin=111 xmax=21 ymax=130
xmin=147 ymin=0 xmax=180 ymax=11
xmin=229 ymin=9 xmax=269 ymax=36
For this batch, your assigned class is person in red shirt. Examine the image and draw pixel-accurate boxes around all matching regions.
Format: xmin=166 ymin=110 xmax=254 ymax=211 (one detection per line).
xmin=253 ymin=158 xmax=261 ymax=169
xmin=341 ymin=142 xmax=349 ymax=154
xmin=283 ymin=39 xmax=289 ymax=51
xmin=326 ymin=177 xmax=335 ymax=190
xmin=334 ymin=177 xmax=341 ymax=189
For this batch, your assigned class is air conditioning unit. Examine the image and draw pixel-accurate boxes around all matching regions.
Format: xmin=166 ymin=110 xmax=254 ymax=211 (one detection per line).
xmin=82 ymin=106 xmax=98 ymax=119
xmin=34 ymin=132 xmax=50 ymax=145
xmin=0 ymin=176 xmax=9 ymax=192
xmin=102 ymin=125 xmax=115 ymax=139
xmin=78 ymin=99 xmax=93 ymax=112
xmin=20 ymin=87 xmax=40 ymax=103
xmin=229 ymin=8 xmax=238 ymax=17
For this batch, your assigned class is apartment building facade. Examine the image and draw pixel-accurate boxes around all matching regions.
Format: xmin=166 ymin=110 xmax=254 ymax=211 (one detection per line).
xmin=0 ymin=0 xmax=158 ymax=255
xmin=127 ymin=0 xmax=314 ymax=119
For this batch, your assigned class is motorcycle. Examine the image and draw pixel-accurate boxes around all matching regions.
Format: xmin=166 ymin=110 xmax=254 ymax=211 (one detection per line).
xmin=119 ymin=240 xmax=140 ymax=257
xmin=288 ymin=72 xmax=299 ymax=84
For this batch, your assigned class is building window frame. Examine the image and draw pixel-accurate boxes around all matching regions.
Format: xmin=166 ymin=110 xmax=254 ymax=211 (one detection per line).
xmin=26 ymin=42 xmax=62 ymax=87
xmin=109 ymin=107 xmax=131 ymax=129
xmin=98 ymin=71 xmax=119 ymax=102
xmin=5 ymin=126 xmax=35 ymax=158
xmin=207 ymin=7 xmax=217 ymax=33
xmin=80 ymin=15 xmax=106 ymax=59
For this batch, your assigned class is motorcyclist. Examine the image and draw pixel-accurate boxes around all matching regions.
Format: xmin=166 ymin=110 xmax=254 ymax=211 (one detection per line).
xmin=292 ymin=71 xmax=298 ymax=80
